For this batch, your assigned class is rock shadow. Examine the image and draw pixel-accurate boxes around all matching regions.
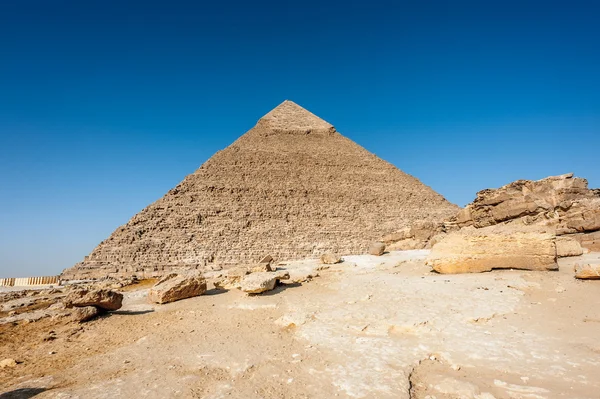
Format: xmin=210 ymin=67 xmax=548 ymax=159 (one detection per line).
xmin=110 ymin=309 xmax=154 ymax=316
xmin=0 ymin=388 xmax=47 ymax=399
xmin=204 ymin=289 xmax=229 ymax=296
xmin=257 ymin=282 xmax=302 ymax=296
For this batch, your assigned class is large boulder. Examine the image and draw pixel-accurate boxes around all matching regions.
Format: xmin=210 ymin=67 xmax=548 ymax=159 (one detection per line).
xmin=426 ymin=226 xmax=558 ymax=274
xmin=148 ymin=273 xmax=207 ymax=304
xmin=574 ymin=263 xmax=600 ymax=280
xmin=65 ymin=288 xmax=123 ymax=311
xmin=556 ymin=236 xmax=584 ymax=257
xmin=239 ymin=271 xmax=290 ymax=294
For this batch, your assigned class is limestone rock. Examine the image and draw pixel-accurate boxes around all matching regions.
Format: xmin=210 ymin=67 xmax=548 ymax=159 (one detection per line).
xmin=72 ymin=306 xmax=101 ymax=322
xmin=65 ymin=289 xmax=123 ymax=311
xmin=368 ymin=242 xmax=386 ymax=256
xmin=251 ymin=263 xmax=274 ymax=273
xmin=556 ymin=237 xmax=584 ymax=257
xmin=240 ymin=271 xmax=290 ymax=294
xmin=452 ymin=174 xmax=600 ymax=236
xmin=320 ymin=253 xmax=341 ymax=264
xmin=0 ymin=358 xmax=18 ymax=368
xmin=213 ymin=267 xmax=250 ymax=290
xmin=61 ymin=100 xmax=458 ymax=280
xmin=574 ymin=264 xmax=600 ymax=280
xmin=148 ymin=273 xmax=207 ymax=304
xmin=426 ymin=226 xmax=558 ymax=274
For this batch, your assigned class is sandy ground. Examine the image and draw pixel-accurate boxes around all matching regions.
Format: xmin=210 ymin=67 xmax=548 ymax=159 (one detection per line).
xmin=1 ymin=250 xmax=600 ymax=399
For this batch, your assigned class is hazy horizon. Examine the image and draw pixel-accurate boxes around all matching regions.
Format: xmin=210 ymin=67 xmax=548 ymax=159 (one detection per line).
xmin=1 ymin=1 xmax=599 ymax=278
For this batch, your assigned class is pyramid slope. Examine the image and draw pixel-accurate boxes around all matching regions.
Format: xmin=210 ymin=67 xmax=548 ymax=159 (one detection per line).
xmin=62 ymin=101 xmax=458 ymax=279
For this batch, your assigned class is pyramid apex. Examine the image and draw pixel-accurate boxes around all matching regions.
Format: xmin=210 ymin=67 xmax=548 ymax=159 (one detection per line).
xmin=257 ymin=100 xmax=336 ymax=136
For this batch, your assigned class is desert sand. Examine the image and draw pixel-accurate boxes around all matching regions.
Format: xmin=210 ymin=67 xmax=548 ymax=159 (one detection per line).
xmin=2 ymin=250 xmax=600 ymax=399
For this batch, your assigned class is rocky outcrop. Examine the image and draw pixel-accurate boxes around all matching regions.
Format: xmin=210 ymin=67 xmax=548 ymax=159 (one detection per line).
xmin=148 ymin=273 xmax=207 ymax=304
xmin=426 ymin=226 xmax=558 ymax=274
xmin=239 ymin=271 xmax=290 ymax=294
xmin=64 ymin=288 xmax=123 ymax=311
xmin=574 ymin=263 xmax=600 ymax=280
xmin=368 ymin=242 xmax=386 ymax=256
xmin=320 ymin=253 xmax=342 ymax=264
xmin=452 ymin=173 xmax=600 ymax=235
xmin=61 ymin=100 xmax=458 ymax=280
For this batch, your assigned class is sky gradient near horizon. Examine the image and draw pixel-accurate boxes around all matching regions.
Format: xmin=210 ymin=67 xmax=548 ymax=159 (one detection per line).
xmin=1 ymin=0 xmax=599 ymax=278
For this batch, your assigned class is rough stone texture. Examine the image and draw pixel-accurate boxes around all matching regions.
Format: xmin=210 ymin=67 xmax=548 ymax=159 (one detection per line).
xmin=148 ymin=273 xmax=207 ymax=304
xmin=320 ymin=253 xmax=341 ymax=264
xmin=239 ymin=271 xmax=290 ymax=294
xmin=556 ymin=236 xmax=584 ymax=258
xmin=0 ymin=358 xmax=17 ymax=369
xmin=71 ymin=306 xmax=101 ymax=322
xmin=574 ymin=263 xmax=600 ymax=280
xmin=426 ymin=226 xmax=558 ymax=274
xmin=382 ymin=221 xmax=446 ymax=251
xmin=570 ymin=230 xmax=600 ymax=252
xmin=452 ymin=173 xmax=600 ymax=235
xmin=64 ymin=289 xmax=123 ymax=311
xmin=368 ymin=242 xmax=386 ymax=256
xmin=61 ymin=100 xmax=457 ymax=280
xmin=212 ymin=267 xmax=250 ymax=290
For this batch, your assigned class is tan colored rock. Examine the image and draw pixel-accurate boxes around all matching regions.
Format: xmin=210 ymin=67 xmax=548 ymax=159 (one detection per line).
xmin=320 ymin=253 xmax=341 ymax=264
xmin=240 ymin=271 xmax=290 ymax=294
xmin=61 ymin=100 xmax=458 ymax=280
xmin=72 ymin=306 xmax=101 ymax=322
xmin=251 ymin=263 xmax=274 ymax=273
xmin=0 ymin=358 xmax=18 ymax=368
xmin=368 ymin=242 xmax=386 ymax=256
xmin=574 ymin=264 xmax=600 ymax=280
xmin=451 ymin=173 xmax=600 ymax=235
xmin=212 ymin=267 xmax=250 ymax=290
xmin=426 ymin=226 xmax=558 ymax=274
xmin=148 ymin=273 xmax=207 ymax=304
xmin=556 ymin=237 xmax=584 ymax=257
xmin=64 ymin=289 xmax=123 ymax=311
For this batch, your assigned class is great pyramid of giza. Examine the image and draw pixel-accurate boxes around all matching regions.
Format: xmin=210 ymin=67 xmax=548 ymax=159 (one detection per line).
xmin=62 ymin=101 xmax=458 ymax=279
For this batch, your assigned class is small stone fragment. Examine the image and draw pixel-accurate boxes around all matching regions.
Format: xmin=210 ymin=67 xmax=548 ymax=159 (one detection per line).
xmin=320 ymin=253 xmax=342 ymax=264
xmin=0 ymin=358 xmax=17 ymax=368
xmin=368 ymin=242 xmax=386 ymax=256
xmin=240 ymin=271 xmax=290 ymax=294
xmin=72 ymin=306 xmax=101 ymax=322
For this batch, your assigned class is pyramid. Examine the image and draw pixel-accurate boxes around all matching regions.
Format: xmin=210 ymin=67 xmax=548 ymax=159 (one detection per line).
xmin=62 ymin=100 xmax=458 ymax=279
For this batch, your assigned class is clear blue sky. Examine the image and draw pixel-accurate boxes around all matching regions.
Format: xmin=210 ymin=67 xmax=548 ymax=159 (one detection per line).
xmin=1 ymin=1 xmax=598 ymax=278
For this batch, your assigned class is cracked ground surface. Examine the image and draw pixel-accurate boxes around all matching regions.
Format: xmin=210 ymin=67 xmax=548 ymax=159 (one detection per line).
xmin=1 ymin=250 xmax=600 ymax=398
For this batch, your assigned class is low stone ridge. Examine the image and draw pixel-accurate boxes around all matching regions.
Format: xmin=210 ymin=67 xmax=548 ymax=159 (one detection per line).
xmin=148 ymin=273 xmax=207 ymax=304
xmin=574 ymin=263 xmax=600 ymax=280
xmin=426 ymin=226 xmax=558 ymax=274
xmin=64 ymin=289 xmax=123 ymax=311
xmin=62 ymin=100 xmax=457 ymax=280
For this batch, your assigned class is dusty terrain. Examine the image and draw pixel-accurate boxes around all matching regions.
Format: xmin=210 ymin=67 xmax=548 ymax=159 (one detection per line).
xmin=2 ymin=250 xmax=600 ymax=398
